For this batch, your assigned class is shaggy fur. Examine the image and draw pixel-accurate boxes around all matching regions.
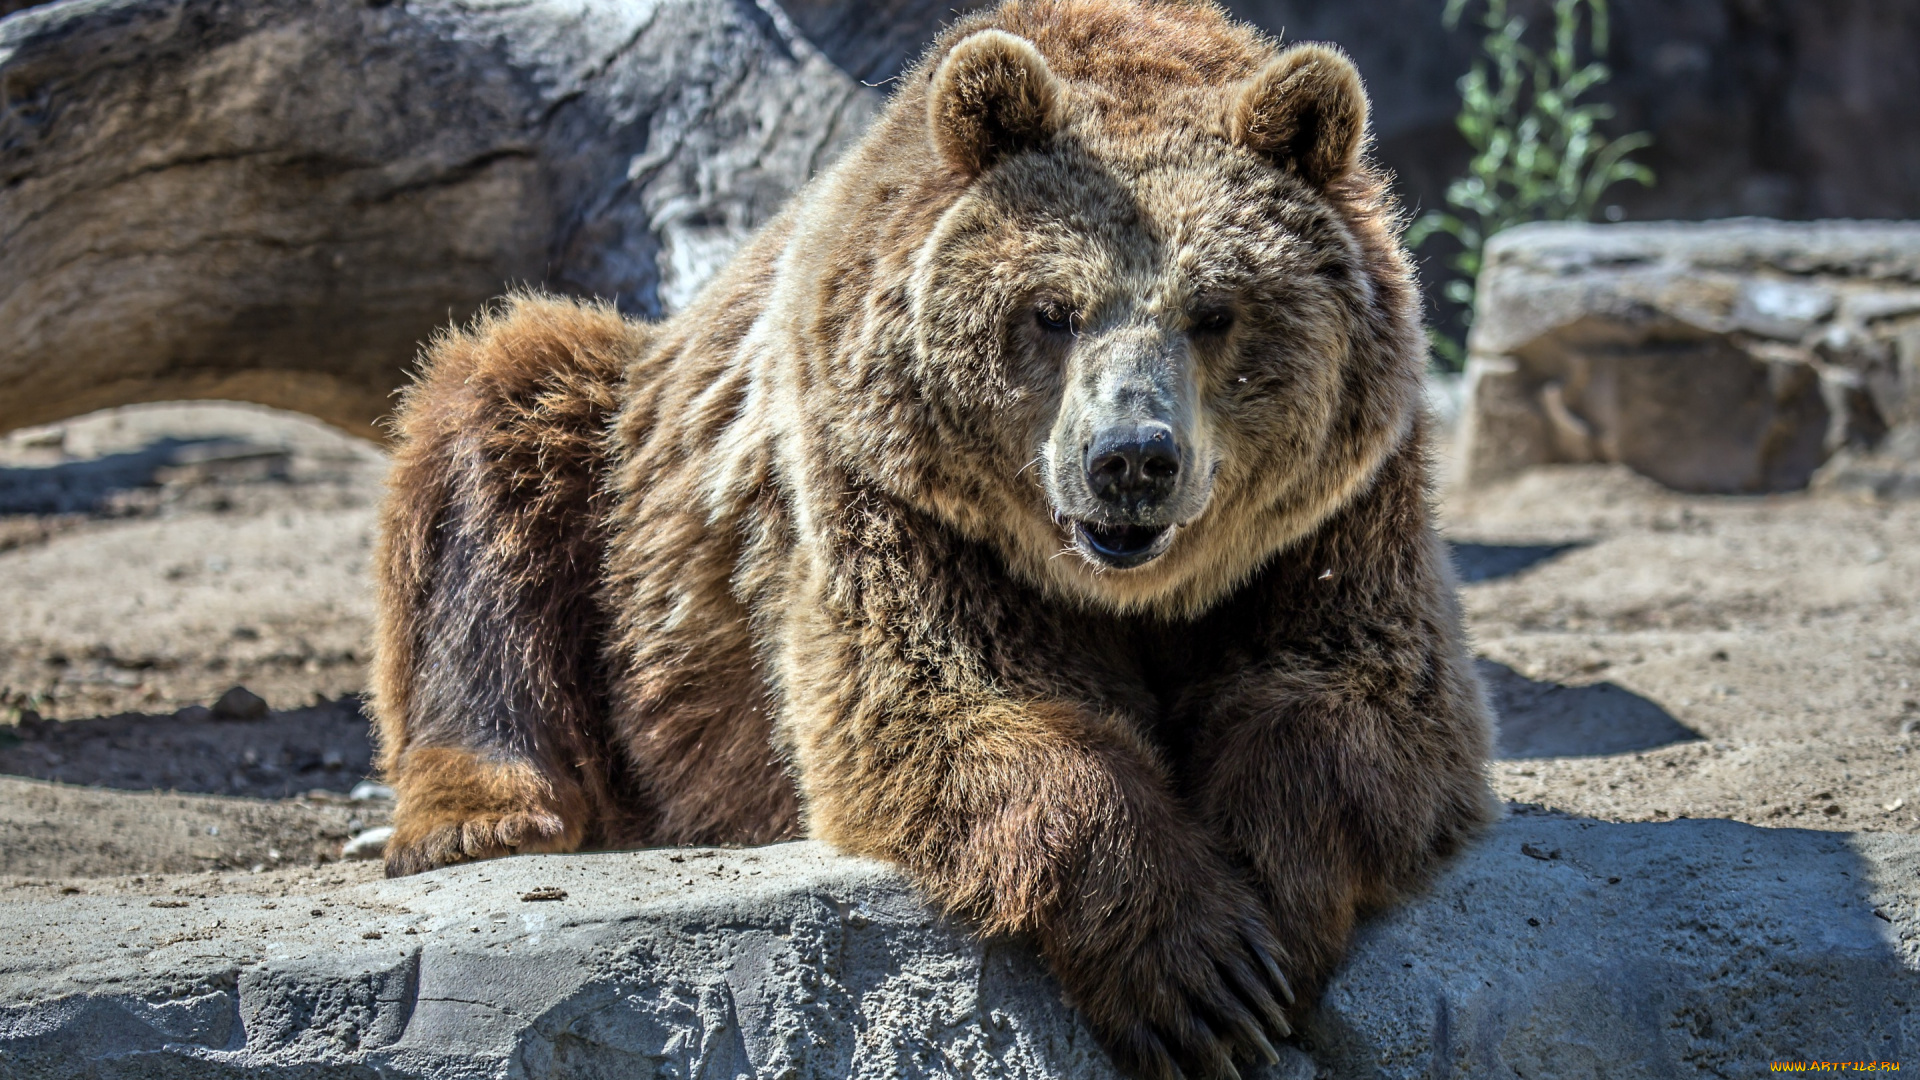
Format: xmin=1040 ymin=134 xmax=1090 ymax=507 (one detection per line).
xmin=373 ymin=2 xmax=1497 ymax=1076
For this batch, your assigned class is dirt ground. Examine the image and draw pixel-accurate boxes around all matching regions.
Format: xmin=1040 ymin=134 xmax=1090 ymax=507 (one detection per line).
xmin=1448 ymin=465 xmax=1920 ymax=831
xmin=0 ymin=404 xmax=391 ymax=884
xmin=1 ymin=401 xmax=1915 ymax=898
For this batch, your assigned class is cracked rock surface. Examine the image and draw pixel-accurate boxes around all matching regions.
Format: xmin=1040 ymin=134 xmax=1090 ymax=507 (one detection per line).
xmin=1 ymin=821 xmax=1913 ymax=1078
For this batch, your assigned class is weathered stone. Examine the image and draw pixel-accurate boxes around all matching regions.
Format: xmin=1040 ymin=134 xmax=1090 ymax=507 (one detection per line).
xmin=0 ymin=0 xmax=888 ymax=439
xmin=1459 ymin=220 xmax=1920 ymax=492
xmin=0 ymin=819 xmax=1912 ymax=1078
xmin=1816 ymin=427 xmax=1920 ymax=501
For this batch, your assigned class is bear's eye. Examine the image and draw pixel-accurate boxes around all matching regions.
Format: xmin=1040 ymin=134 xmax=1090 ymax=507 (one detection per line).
xmin=1034 ymin=303 xmax=1074 ymax=334
xmin=1189 ymin=307 xmax=1234 ymax=335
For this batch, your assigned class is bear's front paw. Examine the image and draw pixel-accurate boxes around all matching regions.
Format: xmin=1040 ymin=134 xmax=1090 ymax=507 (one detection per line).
xmin=1054 ymin=892 xmax=1296 ymax=1080
xmin=382 ymin=747 xmax=586 ymax=877
xmin=384 ymin=809 xmax=573 ymax=876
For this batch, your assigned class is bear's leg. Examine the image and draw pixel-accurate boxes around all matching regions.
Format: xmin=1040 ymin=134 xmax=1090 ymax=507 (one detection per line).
xmin=372 ymin=294 xmax=645 ymax=876
xmin=600 ymin=454 xmax=803 ymax=846
xmin=1186 ymin=646 xmax=1495 ymax=997
xmin=1184 ymin=453 xmax=1498 ymax=1006
xmin=778 ymin=493 xmax=1294 ymax=1080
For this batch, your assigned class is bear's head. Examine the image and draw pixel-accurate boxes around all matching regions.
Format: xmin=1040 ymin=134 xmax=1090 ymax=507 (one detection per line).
xmin=783 ymin=0 xmax=1424 ymax=617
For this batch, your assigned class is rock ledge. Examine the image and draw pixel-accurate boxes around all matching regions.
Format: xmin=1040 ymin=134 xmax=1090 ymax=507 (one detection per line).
xmin=1 ymin=816 xmax=1912 ymax=1078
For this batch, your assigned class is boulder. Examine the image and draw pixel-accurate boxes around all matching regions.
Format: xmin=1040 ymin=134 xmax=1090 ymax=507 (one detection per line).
xmin=1 ymin=818 xmax=1912 ymax=1078
xmin=1459 ymin=220 xmax=1920 ymax=493
xmin=0 ymin=0 xmax=907 ymax=439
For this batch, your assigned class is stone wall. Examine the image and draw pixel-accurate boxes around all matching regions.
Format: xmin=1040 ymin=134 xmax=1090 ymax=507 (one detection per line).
xmin=1457 ymin=220 xmax=1920 ymax=493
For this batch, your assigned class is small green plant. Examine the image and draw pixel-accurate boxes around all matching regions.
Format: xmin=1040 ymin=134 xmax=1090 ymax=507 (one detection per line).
xmin=1408 ymin=0 xmax=1655 ymax=369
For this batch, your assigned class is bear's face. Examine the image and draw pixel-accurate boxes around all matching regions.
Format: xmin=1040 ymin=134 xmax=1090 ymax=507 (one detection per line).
xmin=903 ymin=29 xmax=1419 ymax=616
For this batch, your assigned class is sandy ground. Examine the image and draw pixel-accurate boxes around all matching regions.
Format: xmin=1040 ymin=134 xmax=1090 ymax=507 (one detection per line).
xmin=0 ymin=403 xmax=381 ymax=720
xmin=1447 ymin=465 xmax=1920 ymax=831
xmin=0 ymin=404 xmax=391 ymax=884
xmin=0 ymin=401 xmax=1914 ymax=898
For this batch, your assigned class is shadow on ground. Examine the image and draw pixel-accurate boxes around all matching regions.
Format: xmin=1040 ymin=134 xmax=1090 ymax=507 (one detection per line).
xmin=0 ymin=696 xmax=376 ymax=797
xmin=1481 ymin=659 xmax=1701 ymax=759
xmin=1448 ymin=540 xmax=1586 ymax=584
xmin=0 ymin=437 xmax=290 ymax=515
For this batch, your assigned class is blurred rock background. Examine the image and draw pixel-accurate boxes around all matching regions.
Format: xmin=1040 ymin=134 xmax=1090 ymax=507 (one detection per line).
xmin=1227 ymin=0 xmax=1920 ymax=222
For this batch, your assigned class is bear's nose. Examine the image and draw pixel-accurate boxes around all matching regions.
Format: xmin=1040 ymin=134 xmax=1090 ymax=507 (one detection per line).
xmin=1085 ymin=423 xmax=1181 ymax=508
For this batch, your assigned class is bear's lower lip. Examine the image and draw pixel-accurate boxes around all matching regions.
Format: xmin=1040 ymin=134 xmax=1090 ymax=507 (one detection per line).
xmin=1073 ymin=521 xmax=1174 ymax=568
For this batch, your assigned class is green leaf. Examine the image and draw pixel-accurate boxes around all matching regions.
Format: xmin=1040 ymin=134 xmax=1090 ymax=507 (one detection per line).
xmin=1424 ymin=0 xmax=1652 ymax=352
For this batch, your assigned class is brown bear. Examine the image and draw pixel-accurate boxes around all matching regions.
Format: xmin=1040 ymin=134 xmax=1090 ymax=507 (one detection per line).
xmin=371 ymin=1 xmax=1497 ymax=1076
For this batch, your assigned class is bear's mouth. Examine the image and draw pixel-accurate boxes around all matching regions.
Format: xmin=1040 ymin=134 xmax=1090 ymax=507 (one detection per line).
xmin=1072 ymin=521 xmax=1175 ymax=569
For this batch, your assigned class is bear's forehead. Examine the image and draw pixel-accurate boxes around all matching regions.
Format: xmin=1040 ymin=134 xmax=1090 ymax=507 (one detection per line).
xmin=982 ymin=143 xmax=1332 ymax=271
xmin=946 ymin=195 xmax=1334 ymax=322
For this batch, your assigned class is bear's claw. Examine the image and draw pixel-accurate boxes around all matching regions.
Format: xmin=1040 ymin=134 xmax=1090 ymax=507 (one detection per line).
xmin=1241 ymin=922 xmax=1296 ymax=1007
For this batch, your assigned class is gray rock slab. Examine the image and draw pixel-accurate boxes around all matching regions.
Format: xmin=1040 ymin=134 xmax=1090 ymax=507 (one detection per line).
xmin=1459 ymin=220 xmax=1920 ymax=494
xmin=2 ymin=818 xmax=1913 ymax=1077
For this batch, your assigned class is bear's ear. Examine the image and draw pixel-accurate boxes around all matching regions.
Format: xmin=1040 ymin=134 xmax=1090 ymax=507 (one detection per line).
xmin=1228 ymin=43 xmax=1369 ymax=188
xmin=928 ymin=29 xmax=1066 ymax=178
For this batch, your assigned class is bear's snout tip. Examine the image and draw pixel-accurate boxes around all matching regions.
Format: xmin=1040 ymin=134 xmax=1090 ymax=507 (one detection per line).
xmin=1084 ymin=423 xmax=1182 ymax=509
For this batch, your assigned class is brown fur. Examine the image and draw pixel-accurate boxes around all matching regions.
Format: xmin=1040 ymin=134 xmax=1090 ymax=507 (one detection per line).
xmin=372 ymin=295 xmax=649 ymax=872
xmin=373 ymin=3 xmax=1496 ymax=1076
